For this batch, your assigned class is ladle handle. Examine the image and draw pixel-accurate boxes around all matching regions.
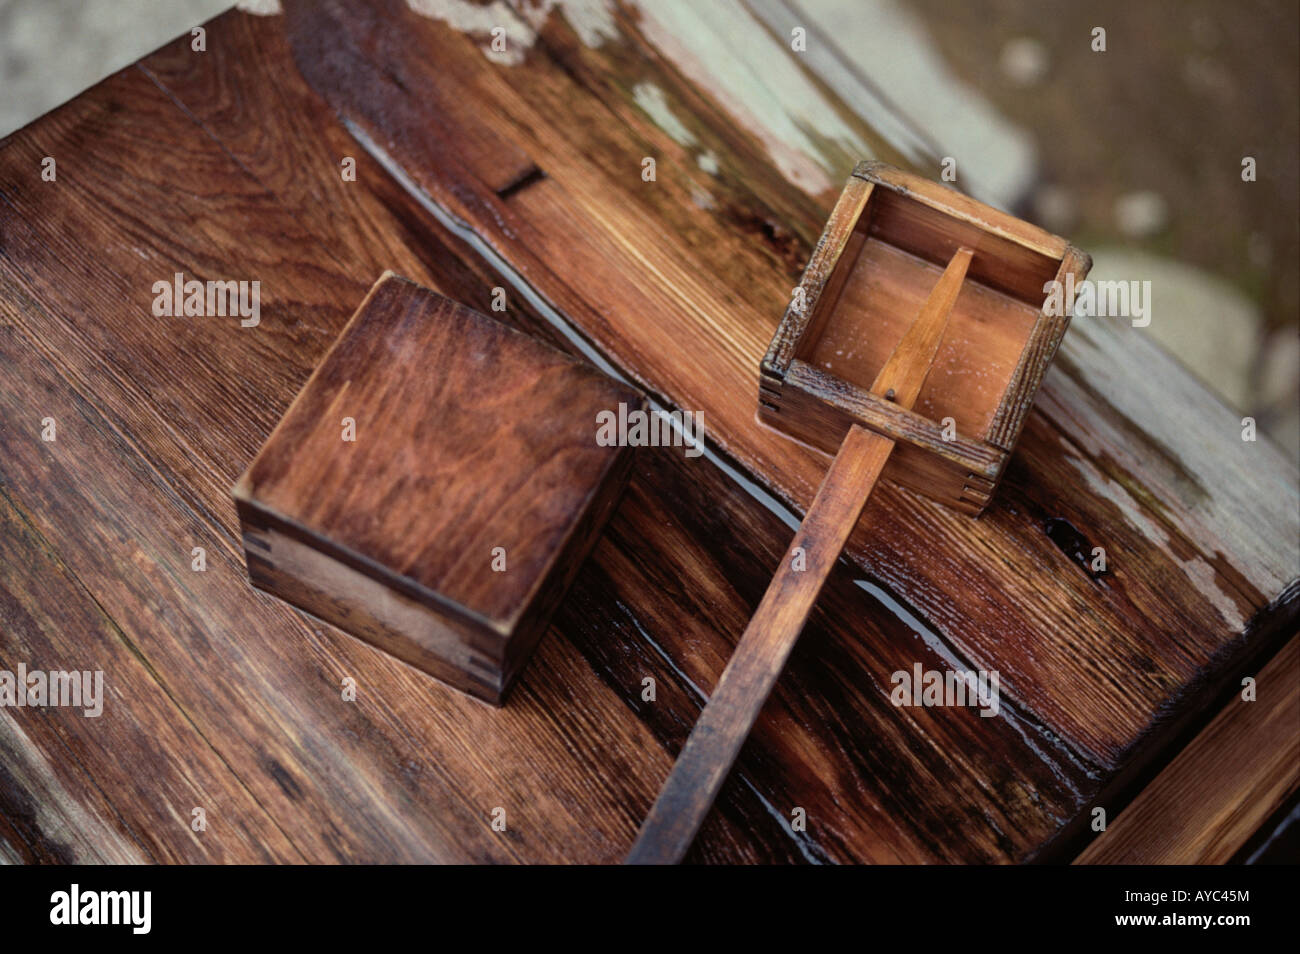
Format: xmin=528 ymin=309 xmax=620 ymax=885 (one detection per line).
xmin=626 ymin=423 xmax=894 ymax=864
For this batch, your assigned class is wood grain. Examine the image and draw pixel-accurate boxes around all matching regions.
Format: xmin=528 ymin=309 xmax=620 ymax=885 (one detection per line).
xmin=853 ymin=161 xmax=1067 ymax=304
xmin=0 ymin=488 xmax=298 ymax=863
xmin=629 ymin=425 xmax=895 ymax=863
xmin=818 ymin=241 xmax=1036 ymax=435
xmin=0 ymin=63 xmax=731 ymax=864
xmin=986 ymin=245 xmax=1091 ymax=453
xmin=868 ymin=246 xmax=972 ymax=406
xmin=268 ymin=0 xmax=1298 ymax=774
xmin=761 ymin=176 xmax=874 ymax=379
xmin=768 ymin=358 xmax=1005 ymax=514
xmin=0 ymin=1 xmax=1294 ymax=864
xmin=763 ymin=165 xmax=1082 ymax=514
xmin=1075 ymin=637 xmax=1299 ymax=864
xmin=0 ymin=21 xmax=914 ymax=862
xmin=235 ymin=273 xmax=640 ymax=702
xmin=632 ymin=248 xmax=968 ymax=863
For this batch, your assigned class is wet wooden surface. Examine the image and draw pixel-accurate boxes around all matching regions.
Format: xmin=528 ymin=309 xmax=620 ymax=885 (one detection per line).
xmin=0 ymin=1 xmax=1296 ymax=863
xmin=1075 ymin=635 xmax=1299 ymax=865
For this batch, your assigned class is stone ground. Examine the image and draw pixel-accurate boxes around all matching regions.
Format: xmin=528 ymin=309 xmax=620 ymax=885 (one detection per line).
xmin=1 ymin=0 xmax=1295 ymax=457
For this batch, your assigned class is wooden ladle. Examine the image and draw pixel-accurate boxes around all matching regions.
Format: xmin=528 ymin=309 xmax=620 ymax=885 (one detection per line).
xmin=627 ymin=247 xmax=974 ymax=864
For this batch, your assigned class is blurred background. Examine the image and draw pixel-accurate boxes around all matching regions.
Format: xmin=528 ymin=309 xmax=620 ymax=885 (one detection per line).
xmin=2 ymin=0 xmax=1296 ymax=457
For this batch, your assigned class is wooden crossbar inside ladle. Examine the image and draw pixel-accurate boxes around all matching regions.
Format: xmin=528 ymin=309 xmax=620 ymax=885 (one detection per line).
xmin=627 ymin=246 xmax=975 ymax=864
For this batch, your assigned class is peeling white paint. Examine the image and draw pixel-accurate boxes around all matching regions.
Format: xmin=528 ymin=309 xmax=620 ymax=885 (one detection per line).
xmin=1059 ymin=307 xmax=1299 ymax=596
xmin=697 ymin=149 xmax=719 ymax=175
xmin=406 ymin=0 xmax=537 ymax=65
xmin=627 ymin=0 xmax=860 ymax=195
xmin=410 ymin=0 xmax=860 ymax=191
xmin=689 ymin=182 xmax=716 ymax=210
xmin=1065 ymin=444 xmax=1250 ymax=631
xmin=408 ymin=0 xmax=1035 ymax=205
xmin=632 ymin=82 xmax=697 ymax=146
xmin=1179 ymin=556 xmax=1247 ymax=631
xmin=406 ymin=0 xmax=618 ymax=64
xmin=517 ymin=0 xmax=619 ymax=48
xmin=235 ymin=0 xmax=282 ymax=14
xmin=408 ymin=0 xmax=859 ymax=192
xmin=407 ymin=0 xmax=528 ymax=36
xmin=1066 ymin=445 xmax=1170 ymax=548
xmin=747 ymin=0 xmax=933 ymax=163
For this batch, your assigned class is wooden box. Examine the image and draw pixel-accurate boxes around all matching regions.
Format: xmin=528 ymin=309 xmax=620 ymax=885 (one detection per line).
xmin=233 ymin=273 xmax=643 ymax=704
xmin=760 ymin=161 xmax=1091 ymax=515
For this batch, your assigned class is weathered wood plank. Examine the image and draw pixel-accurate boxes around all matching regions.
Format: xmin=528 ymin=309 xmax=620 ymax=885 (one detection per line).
xmin=137 ymin=9 xmax=1094 ymax=863
xmin=0 ymin=39 xmax=847 ymax=868
xmin=0 ymin=68 xmax=694 ymax=864
xmin=630 ymin=424 xmax=898 ymax=864
xmin=0 ymin=1 xmax=1293 ymax=866
xmin=633 ymin=243 xmax=978 ymax=863
xmin=0 ymin=487 xmax=298 ymax=863
xmin=275 ymin=0 xmax=1299 ymax=771
xmin=0 ymin=9 xmax=1091 ymax=865
xmin=1075 ymin=637 xmax=1299 ymax=864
